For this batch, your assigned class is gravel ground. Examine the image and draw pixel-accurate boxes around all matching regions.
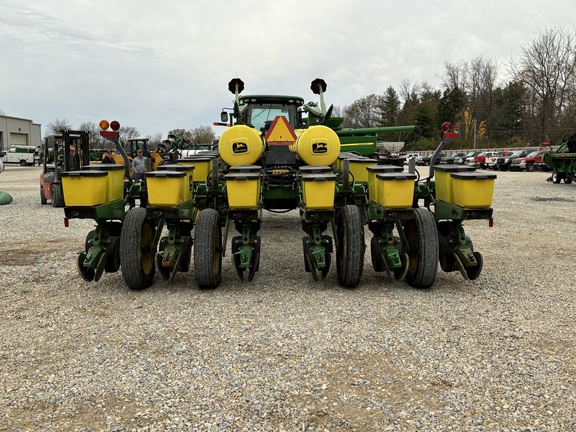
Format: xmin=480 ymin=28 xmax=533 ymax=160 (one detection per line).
xmin=1 ymin=165 xmax=575 ymax=431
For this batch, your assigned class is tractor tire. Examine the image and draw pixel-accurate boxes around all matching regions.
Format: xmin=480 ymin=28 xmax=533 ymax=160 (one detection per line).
xmin=564 ymin=176 xmax=573 ymax=184
xmin=404 ymin=208 xmax=439 ymax=289
xmin=552 ymin=172 xmax=562 ymax=184
xmin=336 ymin=205 xmax=365 ymax=288
xmin=40 ymin=187 xmax=47 ymax=205
xmin=194 ymin=209 xmax=222 ymax=289
xmin=119 ymin=207 xmax=156 ymax=290
xmin=50 ymin=183 xmax=65 ymax=207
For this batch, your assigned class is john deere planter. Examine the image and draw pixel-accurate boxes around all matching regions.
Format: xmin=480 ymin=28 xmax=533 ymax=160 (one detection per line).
xmin=63 ymin=79 xmax=495 ymax=290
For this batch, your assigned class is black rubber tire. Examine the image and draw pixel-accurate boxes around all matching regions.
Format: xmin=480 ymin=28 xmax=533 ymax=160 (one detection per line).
xmin=526 ymin=163 xmax=535 ymax=172
xmin=404 ymin=208 xmax=439 ymax=289
xmin=40 ymin=187 xmax=47 ymax=205
xmin=336 ymin=205 xmax=365 ymax=288
xmin=119 ymin=207 xmax=156 ymax=290
xmin=19 ymin=159 xmax=27 ymax=167
xmin=552 ymin=172 xmax=561 ymax=184
xmin=194 ymin=209 xmax=222 ymax=289
xmin=564 ymin=176 xmax=573 ymax=184
xmin=50 ymin=183 xmax=65 ymax=208
xmin=370 ymin=236 xmax=386 ymax=272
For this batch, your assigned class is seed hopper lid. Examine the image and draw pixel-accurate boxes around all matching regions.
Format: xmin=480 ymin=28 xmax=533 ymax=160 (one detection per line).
xmin=376 ymin=172 xmax=417 ymax=181
xmin=145 ymin=170 xmax=186 ymax=178
xmin=433 ymin=164 xmax=476 ymax=172
xmin=450 ymin=172 xmax=497 ymax=180
xmin=60 ymin=170 xmax=108 ymax=177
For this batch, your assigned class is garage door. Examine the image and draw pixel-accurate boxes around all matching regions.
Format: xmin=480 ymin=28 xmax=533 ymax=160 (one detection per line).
xmin=10 ymin=133 xmax=28 ymax=146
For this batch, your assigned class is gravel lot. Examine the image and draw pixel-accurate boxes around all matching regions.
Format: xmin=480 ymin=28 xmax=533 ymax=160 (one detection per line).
xmin=1 ymin=165 xmax=575 ymax=431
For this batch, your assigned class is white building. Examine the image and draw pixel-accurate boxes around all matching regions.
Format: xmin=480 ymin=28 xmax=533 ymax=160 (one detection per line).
xmin=0 ymin=115 xmax=42 ymax=152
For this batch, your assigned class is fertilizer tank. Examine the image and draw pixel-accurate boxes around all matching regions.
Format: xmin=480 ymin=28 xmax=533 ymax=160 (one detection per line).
xmin=218 ymin=125 xmax=264 ymax=167
xmin=291 ymin=125 xmax=341 ymax=166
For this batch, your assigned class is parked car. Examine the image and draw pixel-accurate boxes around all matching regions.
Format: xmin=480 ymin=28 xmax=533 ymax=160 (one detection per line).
xmin=468 ymin=151 xmax=499 ymax=168
xmin=493 ymin=150 xmax=530 ymax=171
xmin=454 ymin=151 xmax=480 ymax=165
xmin=485 ymin=151 xmax=514 ymax=169
xmin=510 ymin=149 xmax=553 ymax=172
xmin=463 ymin=151 xmax=483 ymax=166
xmin=440 ymin=152 xmax=467 ymax=164
xmin=403 ymin=153 xmax=420 ymax=165
xmin=416 ymin=153 xmax=446 ymax=166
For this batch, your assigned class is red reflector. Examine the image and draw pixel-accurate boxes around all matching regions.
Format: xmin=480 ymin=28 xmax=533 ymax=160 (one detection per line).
xmin=489 ymin=218 xmax=494 ymax=227
xmin=110 ymin=120 xmax=120 ymax=131
xmin=64 ymin=218 xmax=69 ymax=227
xmin=100 ymin=131 xmax=118 ymax=138
xmin=443 ymin=132 xmax=459 ymax=140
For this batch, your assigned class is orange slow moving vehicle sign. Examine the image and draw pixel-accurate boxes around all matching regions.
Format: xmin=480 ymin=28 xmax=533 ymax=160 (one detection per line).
xmin=264 ymin=116 xmax=298 ymax=146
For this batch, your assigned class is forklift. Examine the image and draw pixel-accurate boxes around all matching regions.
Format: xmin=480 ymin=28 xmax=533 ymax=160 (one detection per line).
xmin=40 ymin=131 xmax=90 ymax=207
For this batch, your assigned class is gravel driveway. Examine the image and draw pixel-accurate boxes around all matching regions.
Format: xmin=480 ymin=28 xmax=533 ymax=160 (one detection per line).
xmin=1 ymin=166 xmax=575 ymax=431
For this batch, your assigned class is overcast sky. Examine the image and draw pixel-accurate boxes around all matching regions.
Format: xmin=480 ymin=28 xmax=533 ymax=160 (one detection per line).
xmin=1 ymin=0 xmax=574 ymax=138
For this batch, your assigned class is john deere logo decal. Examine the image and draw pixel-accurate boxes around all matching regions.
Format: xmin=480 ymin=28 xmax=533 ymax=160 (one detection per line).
xmin=312 ymin=142 xmax=328 ymax=154
xmin=233 ymin=141 xmax=248 ymax=154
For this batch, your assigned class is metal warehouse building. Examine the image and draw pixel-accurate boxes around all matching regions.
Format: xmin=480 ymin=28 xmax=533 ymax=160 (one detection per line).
xmin=0 ymin=115 xmax=42 ymax=152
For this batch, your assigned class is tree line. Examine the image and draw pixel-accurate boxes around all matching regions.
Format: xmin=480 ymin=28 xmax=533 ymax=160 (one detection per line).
xmin=341 ymin=27 xmax=576 ymax=151
xmin=43 ymin=119 xmax=216 ymax=150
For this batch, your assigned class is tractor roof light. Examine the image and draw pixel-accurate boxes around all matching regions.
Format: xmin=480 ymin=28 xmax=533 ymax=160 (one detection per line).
xmin=442 ymin=121 xmax=452 ymax=132
xmin=99 ymin=120 xmax=110 ymax=130
xmin=110 ymin=121 xmax=120 ymax=131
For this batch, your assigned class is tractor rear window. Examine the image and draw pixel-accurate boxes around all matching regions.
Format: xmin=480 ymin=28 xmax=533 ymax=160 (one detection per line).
xmin=248 ymin=105 xmax=295 ymax=132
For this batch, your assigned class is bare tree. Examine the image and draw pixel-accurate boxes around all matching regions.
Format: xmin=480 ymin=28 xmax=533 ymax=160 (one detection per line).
xmin=46 ymin=118 xmax=73 ymax=135
xmin=78 ymin=121 xmax=105 ymax=149
xmin=510 ymin=26 xmax=576 ymax=143
xmin=190 ymin=125 xmax=216 ymax=144
xmin=343 ymin=94 xmax=383 ymax=128
xmin=119 ymin=126 xmax=140 ymax=142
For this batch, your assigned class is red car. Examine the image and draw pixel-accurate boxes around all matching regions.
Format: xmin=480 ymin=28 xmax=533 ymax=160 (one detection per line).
xmin=510 ymin=149 xmax=552 ymax=172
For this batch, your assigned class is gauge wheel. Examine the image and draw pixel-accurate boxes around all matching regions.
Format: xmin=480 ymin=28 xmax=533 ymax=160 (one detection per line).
xmin=119 ymin=207 xmax=156 ymax=290
xmin=194 ymin=209 xmax=222 ymax=289
xmin=403 ymin=208 xmax=439 ymax=289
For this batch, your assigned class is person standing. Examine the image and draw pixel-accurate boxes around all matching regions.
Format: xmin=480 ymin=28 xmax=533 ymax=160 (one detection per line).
xmin=102 ymin=150 xmax=116 ymax=164
xmin=132 ymin=149 xmax=146 ymax=182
